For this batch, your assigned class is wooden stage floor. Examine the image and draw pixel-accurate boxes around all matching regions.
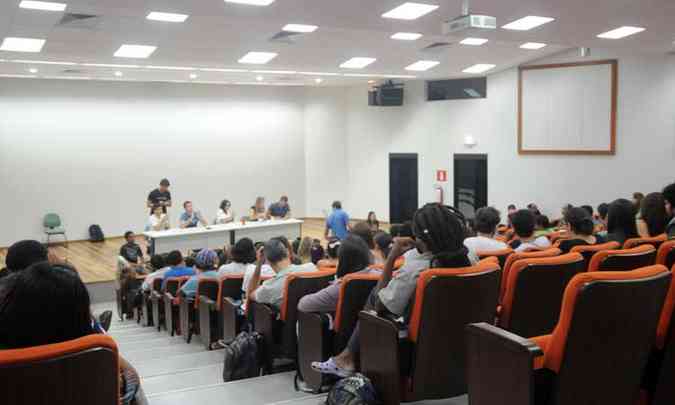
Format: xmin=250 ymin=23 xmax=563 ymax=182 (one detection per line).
xmin=0 ymin=218 xmax=334 ymax=284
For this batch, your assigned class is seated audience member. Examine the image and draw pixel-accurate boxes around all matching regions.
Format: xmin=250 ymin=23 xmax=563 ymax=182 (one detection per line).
xmin=249 ymin=197 xmax=267 ymax=221
xmin=390 ymin=221 xmax=413 ymax=238
xmin=606 ymin=199 xmax=640 ymax=244
xmin=298 ymin=236 xmax=378 ymax=313
xmin=276 ymin=235 xmax=301 ymax=265
xmin=367 ymin=212 xmax=380 ymax=233
xmin=180 ymin=250 xmax=220 ymax=298
xmin=3 ymin=240 xmax=48 ymax=275
xmin=325 ymin=201 xmax=351 ymax=241
xmin=118 ymin=231 xmax=145 ymax=272
xmin=268 ymin=196 xmax=292 ymax=219
xmin=597 ymin=202 xmax=610 ymax=234
xmin=506 ymin=204 xmax=517 ymax=227
xmin=554 ymin=204 xmax=574 ymax=228
xmin=351 ymin=221 xmax=377 ymax=262
xmin=373 ymin=232 xmax=393 ymax=263
xmin=0 ymin=262 xmax=146 ymax=404
xmin=162 ymin=250 xmax=195 ymax=288
xmin=633 ymin=192 xmax=645 ymax=216
xmin=141 ymin=255 xmax=170 ymax=291
xmin=317 ymin=238 xmax=340 ymax=268
xmin=534 ymin=215 xmax=555 ymax=237
xmin=297 ymin=237 xmax=313 ymax=264
xmin=185 ymin=256 xmax=196 ymax=268
xmin=312 ymin=203 xmax=473 ymax=376
xmin=464 ymin=207 xmax=507 ymax=253
xmin=218 ymin=238 xmax=257 ymax=277
xmin=527 ymin=203 xmax=541 ymax=216
xmin=558 ymin=207 xmax=605 ymax=253
xmin=509 ymin=209 xmax=552 ymax=252
xmin=218 ymin=244 xmax=230 ymax=267
xmin=247 ymin=238 xmax=317 ymax=309
xmin=147 ymin=204 xmax=170 ymax=231
xmin=637 ymin=192 xmax=668 ymax=238
xmin=310 ymin=239 xmax=326 ymax=265
xmin=664 ymin=182 xmax=675 ymax=239
xmin=215 ymin=199 xmax=234 ymax=224
xmin=180 ymin=201 xmax=208 ymax=229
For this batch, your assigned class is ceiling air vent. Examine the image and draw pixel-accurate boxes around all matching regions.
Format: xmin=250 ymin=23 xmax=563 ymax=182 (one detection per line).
xmin=57 ymin=13 xmax=102 ymax=30
xmin=421 ymin=42 xmax=453 ymax=53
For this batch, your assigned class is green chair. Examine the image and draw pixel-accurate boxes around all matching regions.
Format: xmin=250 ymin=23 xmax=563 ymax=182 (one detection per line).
xmin=43 ymin=213 xmax=68 ymax=247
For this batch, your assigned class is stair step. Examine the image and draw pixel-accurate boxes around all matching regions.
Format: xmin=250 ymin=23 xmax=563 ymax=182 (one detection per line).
xmin=111 ymin=330 xmax=170 ymax=344
xmin=134 ymin=350 xmax=225 ymax=378
xmin=109 ymin=326 xmax=161 ymax=338
xmin=146 ymin=372 xmax=310 ymax=405
xmin=124 ymin=343 xmax=206 ymax=363
xmin=141 ymin=364 xmax=222 ymax=395
xmin=117 ymin=335 xmax=197 ymax=353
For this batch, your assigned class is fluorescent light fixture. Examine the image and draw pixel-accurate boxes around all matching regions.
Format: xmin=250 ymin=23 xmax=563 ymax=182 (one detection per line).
xmin=405 ymin=60 xmax=440 ymax=71
xmin=282 ymin=24 xmax=318 ymax=33
xmin=462 ymin=63 xmax=496 ymax=74
xmin=256 ymin=75 xmax=264 ymax=81
xmin=19 ymin=1 xmax=66 ymax=11
xmin=314 ymin=78 xmax=323 ymax=84
xmin=238 ymin=52 xmax=278 ymax=64
xmin=145 ymin=65 xmax=195 ymax=71
xmin=252 ymin=70 xmax=296 ymax=74
xmin=9 ymin=59 xmax=76 ymax=65
xmin=298 ymin=71 xmax=340 ymax=76
xmin=382 ymin=2 xmax=439 ymax=20
xmin=520 ymin=42 xmax=547 ymax=50
xmin=343 ymin=73 xmax=375 ymax=77
xmin=391 ymin=32 xmax=423 ymax=41
xmin=44 ymin=75 xmax=91 ymax=80
xmin=146 ymin=12 xmax=189 ymax=23
xmin=460 ymin=37 xmax=488 ymax=46
xmin=114 ymin=71 xmax=123 ymax=77
xmin=340 ymin=57 xmax=376 ymax=69
xmin=225 ymin=0 xmax=275 ymax=6
xmin=189 ymin=73 xmax=198 ymax=79
xmin=198 ymin=67 xmax=248 ymax=72
xmin=81 ymin=63 xmax=141 ymax=68
xmin=0 ymin=73 xmax=37 ymax=78
xmin=114 ymin=44 xmax=157 ymax=58
xmin=28 ymin=68 xmax=38 ymax=73
xmin=502 ymin=16 xmax=555 ymax=31
xmin=382 ymin=74 xmax=416 ymax=79
xmin=597 ymin=26 xmax=645 ymax=39
xmin=0 ymin=37 xmax=46 ymax=53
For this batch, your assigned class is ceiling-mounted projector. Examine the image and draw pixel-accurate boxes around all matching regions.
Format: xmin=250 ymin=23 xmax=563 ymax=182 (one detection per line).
xmin=442 ymin=14 xmax=496 ymax=35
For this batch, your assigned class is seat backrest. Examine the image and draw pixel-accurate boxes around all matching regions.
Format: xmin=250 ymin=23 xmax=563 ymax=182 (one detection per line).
xmin=165 ymin=276 xmax=189 ymax=296
xmin=194 ymin=277 xmax=220 ymax=308
xmin=43 ymin=213 xmax=61 ymax=228
xmin=407 ymin=261 xmax=501 ymax=399
xmin=656 ymin=240 xmax=675 ymax=271
xmin=334 ymin=273 xmax=380 ymax=336
xmin=570 ymin=241 xmax=621 ymax=270
xmin=152 ymin=277 xmax=163 ymax=292
xmin=216 ymin=275 xmax=244 ymax=310
xmin=499 ymin=253 xmax=585 ymax=337
xmin=653 ymin=264 xmax=675 ymax=405
xmin=477 ymin=248 xmax=513 ymax=270
xmin=588 ymin=244 xmax=657 ymax=272
xmin=624 ymin=234 xmax=667 ymax=250
xmin=0 ymin=334 xmax=119 ymax=405
xmin=500 ymin=248 xmax=561 ymax=302
xmin=542 ymin=266 xmax=671 ymax=405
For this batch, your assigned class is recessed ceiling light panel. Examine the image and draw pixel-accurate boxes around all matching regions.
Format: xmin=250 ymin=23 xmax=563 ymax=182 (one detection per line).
xmin=391 ymin=32 xmax=423 ymax=41
xmin=340 ymin=57 xmax=376 ymax=69
xmin=238 ymin=52 xmax=278 ymax=64
xmin=462 ymin=63 xmax=496 ymax=74
xmin=114 ymin=44 xmax=157 ymax=58
xmin=520 ymin=42 xmax=547 ymax=50
xmin=282 ymin=24 xmax=318 ymax=33
xmin=147 ymin=12 xmax=189 ymax=22
xmin=502 ymin=16 xmax=555 ymax=31
xmin=405 ymin=60 xmax=440 ymax=71
xmin=19 ymin=1 xmax=66 ymax=11
xmin=0 ymin=37 xmax=46 ymax=53
xmin=225 ymin=0 xmax=275 ymax=6
xmin=382 ymin=2 xmax=439 ymax=20
xmin=597 ymin=26 xmax=645 ymax=39
xmin=460 ymin=37 xmax=488 ymax=46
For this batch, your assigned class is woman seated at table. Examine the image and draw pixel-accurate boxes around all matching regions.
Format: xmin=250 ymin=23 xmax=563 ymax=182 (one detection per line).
xmin=146 ymin=204 xmax=170 ymax=231
xmin=249 ymin=197 xmax=266 ymax=221
xmin=215 ymin=199 xmax=234 ymax=224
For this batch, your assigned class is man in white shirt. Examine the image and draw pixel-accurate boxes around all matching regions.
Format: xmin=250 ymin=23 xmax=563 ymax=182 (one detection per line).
xmin=509 ymin=209 xmax=552 ymax=252
xmin=464 ymin=207 xmax=508 ymax=254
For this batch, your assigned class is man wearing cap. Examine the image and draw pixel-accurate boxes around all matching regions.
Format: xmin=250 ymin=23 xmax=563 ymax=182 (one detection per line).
xmin=179 ymin=249 xmax=220 ymax=298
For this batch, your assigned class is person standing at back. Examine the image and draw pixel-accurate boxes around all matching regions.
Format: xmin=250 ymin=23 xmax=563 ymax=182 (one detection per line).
xmin=147 ymin=179 xmax=172 ymax=215
xmin=325 ymin=201 xmax=351 ymax=241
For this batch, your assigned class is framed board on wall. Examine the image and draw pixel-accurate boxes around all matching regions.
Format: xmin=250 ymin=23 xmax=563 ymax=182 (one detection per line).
xmin=518 ymin=59 xmax=618 ymax=155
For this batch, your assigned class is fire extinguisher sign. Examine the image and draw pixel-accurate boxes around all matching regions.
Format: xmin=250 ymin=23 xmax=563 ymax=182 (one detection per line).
xmin=436 ymin=170 xmax=448 ymax=182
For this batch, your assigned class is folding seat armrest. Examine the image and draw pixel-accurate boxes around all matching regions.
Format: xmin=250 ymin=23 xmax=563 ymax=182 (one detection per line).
xmin=359 ymin=310 xmax=403 ymax=405
xmin=466 ymin=323 xmax=543 ymax=405
xmin=297 ymin=310 xmax=332 ymax=391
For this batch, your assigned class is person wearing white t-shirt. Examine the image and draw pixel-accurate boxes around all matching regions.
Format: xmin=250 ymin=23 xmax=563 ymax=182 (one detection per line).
xmin=509 ymin=209 xmax=552 ymax=252
xmin=147 ymin=205 xmax=170 ymax=231
xmin=464 ymin=207 xmax=508 ymax=255
xmin=218 ymin=238 xmax=257 ymax=278
xmin=215 ymin=199 xmax=234 ymax=224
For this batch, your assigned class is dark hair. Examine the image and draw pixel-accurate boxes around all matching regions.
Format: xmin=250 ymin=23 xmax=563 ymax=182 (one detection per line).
xmin=5 ymin=240 xmax=48 ymax=273
xmin=535 ymin=215 xmax=551 ymax=229
xmin=280 ymin=196 xmax=289 ymax=202
xmin=184 ymin=256 xmax=196 ymax=268
xmin=150 ymin=254 xmax=166 ymax=270
xmin=641 ymin=193 xmax=668 ymax=236
xmin=374 ymin=232 xmax=393 ymax=258
xmin=183 ymin=200 xmax=192 ymax=209
xmin=351 ymin=222 xmax=375 ymax=249
xmin=511 ymin=209 xmax=536 ymax=238
xmin=598 ymin=203 xmax=609 ymax=220
xmin=527 ymin=203 xmax=541 ymax=216
xmin=581 ymin=205 xmax=594 ymax=217
xmin=220 ymin=199 xmax=231 ymax=211
xmin=124 ymin=231 xmax=134 ymax=240
xmin=633 ymin=192 xmax=645 ymax=201
xmin=166 ymin=250 xmax=183 ymax=266
xmin=412 ymin=203 xmax=470 ymax=268
xmin=607 ymin=199 xmax=639 ymax=240
xmin=332 ymin=201 xmax=342 ymax=210
xmin=326 ymin=238 xmax=341 ymax=259
xmin=663 ymin=183 xmax=675 ymax=207
xmin=231 ymin=238 xmax=256 ymax=264
xmin=367 ymin=211 xmax=378 ymax=224
xmin=336 ymin=235 xmax=371 ymax=278
xmin=264 ymin=238 xmax=289 ymax=264
xmin=0 ymin=262 xmax=94 ymax=349
xmin=398 ymin=221 xmax=414 ymax=237
xmin=565 ymin=207 xmax=594 ymax=236
xmin=160 ymin=178 xmax=170 ymax=187
xmin=507 ymin=204 xmax=517 ymax=211
xmin=474 ymin=207 xmax=501 ymax=235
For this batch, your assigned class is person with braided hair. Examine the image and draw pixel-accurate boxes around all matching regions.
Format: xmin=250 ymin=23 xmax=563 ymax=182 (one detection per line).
xmin=312 ymin=203 xmax=475 ymax=377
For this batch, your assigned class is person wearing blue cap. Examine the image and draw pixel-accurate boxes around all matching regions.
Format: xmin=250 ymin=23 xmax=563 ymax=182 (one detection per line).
xmin=179 ymin=249 xmax=220 ymax=298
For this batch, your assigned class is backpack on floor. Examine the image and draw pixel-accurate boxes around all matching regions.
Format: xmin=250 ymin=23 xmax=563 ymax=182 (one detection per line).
xmin=88 ymin=224 xmax=104 ymax=242
xmin=222 ymin=331 xmax=264 ymax=382
xmin=325 ymin=373 xmax=380 ymax=405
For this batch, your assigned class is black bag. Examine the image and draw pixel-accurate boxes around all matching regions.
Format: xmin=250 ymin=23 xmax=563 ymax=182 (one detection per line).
xmin=325 ymin=373 xmax=380 ymax=405
xmin=89 ymin=224 xmax=104 ymax=242
xmin=222 ymin=331 xmax=264 ymax=382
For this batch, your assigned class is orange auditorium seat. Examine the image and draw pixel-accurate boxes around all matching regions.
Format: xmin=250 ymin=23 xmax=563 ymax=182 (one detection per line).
xmin=588 ymin=245 xmax=657 ymax=272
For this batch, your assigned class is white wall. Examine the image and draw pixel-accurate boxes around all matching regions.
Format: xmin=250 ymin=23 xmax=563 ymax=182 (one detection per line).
xmin=304 ymin=49 xmax=675 ymax=221
xmin=0 ymin=79 xmax=307 ymax=246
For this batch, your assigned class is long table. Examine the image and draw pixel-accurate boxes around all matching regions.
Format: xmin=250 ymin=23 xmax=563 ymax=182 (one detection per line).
xmin=143 ymin=219 xmax=303 ymax=254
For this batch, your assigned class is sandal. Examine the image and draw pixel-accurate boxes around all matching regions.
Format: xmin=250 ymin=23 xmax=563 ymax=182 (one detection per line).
xmin=311 ymin=357 xmax=355 ymax=378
